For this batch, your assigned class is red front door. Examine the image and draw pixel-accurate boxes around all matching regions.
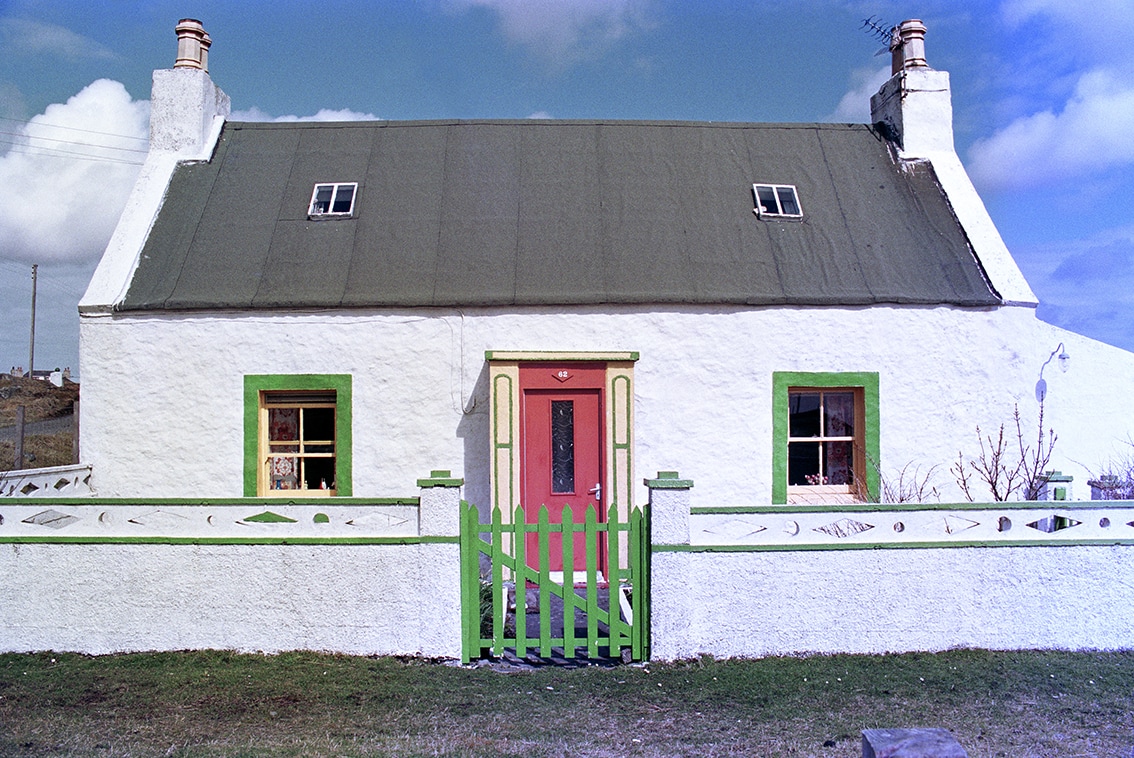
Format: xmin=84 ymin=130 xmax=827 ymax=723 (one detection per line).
xmin=520 ymin=364 xmax=605 ymax=572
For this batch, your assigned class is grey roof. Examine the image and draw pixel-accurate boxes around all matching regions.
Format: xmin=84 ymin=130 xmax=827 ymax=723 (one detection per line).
xmin=121 ymin=119 xmax=1000 ymax=311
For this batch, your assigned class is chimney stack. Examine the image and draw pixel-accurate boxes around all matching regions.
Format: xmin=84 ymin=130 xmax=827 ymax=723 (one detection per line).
xmin=870 ymin=19 xmax=953 ymax=158
xmin=150 ymin=19 xmax=230 ymax=157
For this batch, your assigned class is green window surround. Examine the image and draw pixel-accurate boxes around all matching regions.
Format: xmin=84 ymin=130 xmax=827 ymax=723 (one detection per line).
xmin=243 ymin=374 xmax=353 ymax=497
xmin=772 ymin=371 xmax=879 ymax=504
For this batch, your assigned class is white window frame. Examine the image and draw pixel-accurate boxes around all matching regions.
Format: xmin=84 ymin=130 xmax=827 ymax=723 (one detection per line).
xmin=752 ymin=183 xmax=803 ymax=219
xmin=308 ymin=182 xmax=358 ymax=217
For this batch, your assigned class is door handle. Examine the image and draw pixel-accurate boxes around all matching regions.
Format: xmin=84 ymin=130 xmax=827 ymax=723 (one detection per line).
xmin=588 ymin=483 xmax=602 ymax=502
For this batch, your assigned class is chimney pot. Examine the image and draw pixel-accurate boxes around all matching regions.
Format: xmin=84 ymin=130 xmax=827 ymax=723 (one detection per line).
xmin=890 ymin=19 xmax=928 ymax=75
xmin=200 ymin=31 xmax=212 ymax=73
xmin=174 ymin=18 xmax=207 ymax=70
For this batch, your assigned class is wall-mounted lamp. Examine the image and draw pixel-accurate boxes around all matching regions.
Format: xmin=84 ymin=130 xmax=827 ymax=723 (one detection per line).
xmin=1035 ymin=342 xmax=1070 ymax=402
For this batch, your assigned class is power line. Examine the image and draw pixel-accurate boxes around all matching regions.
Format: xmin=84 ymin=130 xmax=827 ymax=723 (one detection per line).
xmin=0 ymin=128 xmax=149 ymax=154
xmin=0 ymin=115 xmax=149 ymax=143
xmin=0 ymin=140 xmax=144 ymax=166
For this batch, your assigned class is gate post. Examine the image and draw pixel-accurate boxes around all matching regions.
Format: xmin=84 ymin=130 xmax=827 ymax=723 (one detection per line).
xmin=646 ymin=471 xmax=693 ymax=661
xmin=646 ymin=471 xmax=692 ymax=545
xmin=417 ymin=469 xmax=463 ymax=536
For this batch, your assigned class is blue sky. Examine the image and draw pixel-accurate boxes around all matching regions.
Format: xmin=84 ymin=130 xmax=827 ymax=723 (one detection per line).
xmin=2 ymin=0 xmax=1134 ymax=377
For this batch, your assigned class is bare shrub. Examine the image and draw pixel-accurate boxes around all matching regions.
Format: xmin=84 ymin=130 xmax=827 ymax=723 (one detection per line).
xmin=880 ymin=461 xmax=940 ymax=504
xmin=1088 ymin=438 xmax=1134 ymax=500
xmin=951 ymin=403 xmax=1056 ymax=502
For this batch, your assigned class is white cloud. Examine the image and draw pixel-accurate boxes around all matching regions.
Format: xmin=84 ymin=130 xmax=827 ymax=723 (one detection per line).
xmin=527 ymin=111 xmax=553 ymax=119
xmin=1003 ymin=0 xmax=1134 ymax=52
xmin=0 ymin=18 xmax=120 ymax=61
xmin=968 ymin=69 xmax=1134 ymax=190
xmin=824 ymin=65 xmax=890 ymax=123
xmin=0 ymin=79 xmax=149 ymax=265
xmin=231 ymin=106 xmax=381 ymax=122
xmin=445 ymin=0 xmax=654 ymax=65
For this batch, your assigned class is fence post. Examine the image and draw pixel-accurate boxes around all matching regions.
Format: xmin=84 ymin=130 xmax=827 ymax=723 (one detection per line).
xmin=417 ymin=468 xmax=463 ymax=537
xmin=72 ymin=398 xmax=80 ymax=465
xmin=645 ymin=470 xmax=692 ymax=545
xmin=645 ymin=470 xmax=693 ymax=661
xmin=13 ymin=406 xmax=25 ymax=471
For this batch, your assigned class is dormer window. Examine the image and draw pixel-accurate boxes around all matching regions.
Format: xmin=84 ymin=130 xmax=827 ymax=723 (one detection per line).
xmin=309 ymin=183 xmax=357 ymax=217
xmin=752 ymin=184 xmax=802 ymax=219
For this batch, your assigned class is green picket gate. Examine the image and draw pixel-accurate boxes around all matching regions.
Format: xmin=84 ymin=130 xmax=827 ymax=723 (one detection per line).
xmin=459 ymin=501 xmax=649 ymax=663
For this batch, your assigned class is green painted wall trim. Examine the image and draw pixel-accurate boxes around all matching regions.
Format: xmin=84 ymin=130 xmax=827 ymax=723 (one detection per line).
xmin=0 ymin=536 xmax=460 ymax=546
xmin=417 ymin=469 xmax=464 ymax=488
xmin=0 ymin=497 xmax=420 ymax=506
xmin=689 ymin=502 xmax=1134 ymax=515
xmin=644 ymin=470 xmax=694 ymax=489
xmin=243 ymin=374 xmax=353 ymax=497
xmin=772 ymin=371 xmax=880 ymax=504
xmin=653 ymin=539 xmax=1134 ymax=553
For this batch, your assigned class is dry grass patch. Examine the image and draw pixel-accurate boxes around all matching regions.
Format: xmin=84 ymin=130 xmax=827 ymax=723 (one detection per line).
xmin=0 ymin=649 xmax=1131 ymax=756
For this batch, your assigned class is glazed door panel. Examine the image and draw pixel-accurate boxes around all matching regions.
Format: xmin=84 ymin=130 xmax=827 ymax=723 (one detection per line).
xmin=520 ymin=365 xmax=605 ymax=572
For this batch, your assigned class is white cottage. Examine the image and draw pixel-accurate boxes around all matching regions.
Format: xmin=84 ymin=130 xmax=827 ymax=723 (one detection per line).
xmin=79 ymin=19 xmax=1134 ymax=513
xmin=11 ymin=18 xmax=1128 ymax=659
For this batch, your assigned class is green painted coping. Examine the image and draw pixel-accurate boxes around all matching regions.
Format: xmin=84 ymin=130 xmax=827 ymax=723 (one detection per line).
xmin=645 ymin=470 xmax=694 ymax=489
xmin=772 ymin=371 xmax=880 ymax=505
xmin=0 ymin=536 xmax=459 ymax=546
xmin=0 ymin=497 xmax=419 ymax=507
xmin=243 ymin=374 xmax=353 ymax=497
xmin=690 ymin=501 xmax=1134 ymax=514
xmin=654 ymin=538 xmax=1134 ymax=553
xmin=417 ymin=469 xmax=464 ymax=488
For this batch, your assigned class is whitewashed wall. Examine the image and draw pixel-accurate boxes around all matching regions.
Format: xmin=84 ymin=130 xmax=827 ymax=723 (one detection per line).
xmin=651 ymin=545 xmax=1134 ymax=660
xmin=0 ymin=542 xmax=460 ymax=655
xmin=79 ymin=303 xmax=1134 ymax=507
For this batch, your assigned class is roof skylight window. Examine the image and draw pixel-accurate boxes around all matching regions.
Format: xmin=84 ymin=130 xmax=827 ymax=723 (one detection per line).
xmin=752 ymin=184 xmax=802 ymax=219
xmin=309 ymin=183 xmax=358 ymax=217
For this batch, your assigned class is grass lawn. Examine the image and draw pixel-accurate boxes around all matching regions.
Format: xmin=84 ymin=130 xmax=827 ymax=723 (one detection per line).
xmin=1 ymin=649 xmax=1131 ymax=756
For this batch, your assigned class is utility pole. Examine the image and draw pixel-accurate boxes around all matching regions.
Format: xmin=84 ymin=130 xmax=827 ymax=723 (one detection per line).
xmin=28 ymin=263 xmax=37 ymax=378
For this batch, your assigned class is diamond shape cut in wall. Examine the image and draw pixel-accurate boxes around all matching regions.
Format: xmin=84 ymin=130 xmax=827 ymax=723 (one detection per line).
xmin=240 ymin=511 xmax=298 ymax=524
xmin=703 ymin=519 xmax=767 ymax=540
xmin=22 ymin=509 xmax=79 ymax=529
xmin=1027 ymin=514 xmax=1081 ymax=533
xmin=814 ymin=518 xmax=874 ymax=539
xmin=128 ymin=510 xmax=190 ymax=529
xmin=943 ymin=515 xmax=979 ymax=535
xmin=346 ymin=512 xmax=411 ymax=529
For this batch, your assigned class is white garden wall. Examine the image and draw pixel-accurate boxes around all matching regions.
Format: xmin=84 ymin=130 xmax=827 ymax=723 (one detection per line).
xmin=80 ymin=303 xmax=1134 ymax=507
xmin=0 ymin=487 xmax=463 ymax=656
xmin=651 ymin=544 xmax=1134 ymax=660
xmin=0 ymin=541 xmax=459 ymax=656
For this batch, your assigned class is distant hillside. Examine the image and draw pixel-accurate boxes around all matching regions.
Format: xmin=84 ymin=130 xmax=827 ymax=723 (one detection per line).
xmin=0 ymin=374 xmax=79 ymax=427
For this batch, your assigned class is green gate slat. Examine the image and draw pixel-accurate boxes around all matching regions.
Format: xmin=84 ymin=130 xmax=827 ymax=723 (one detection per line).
xmin=562 ymin=505 xmax=576 ymax=658
xmin=459 ymin=502 xmax=475 ymax=663
xmin=538 ymin=505 xmax=553 ymax=657
xmin=585 ymin=506 xmax=600 ymax=659
xmin=514 ymin=505 xmax=528 ymax=658
xmin=492 ymin=505 xmax=506 ymax=656
xmin=606 ymin=502 xmax=624 ymax=656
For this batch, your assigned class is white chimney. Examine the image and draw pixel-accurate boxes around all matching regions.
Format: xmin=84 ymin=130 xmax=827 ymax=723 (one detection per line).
xmin=150 ymin=18 xmax=230 ymax=158
xmin=870 ymin=19 xmax=954 ymax=158
xmin=868 ymin=18 xmax=1039 ymax=308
